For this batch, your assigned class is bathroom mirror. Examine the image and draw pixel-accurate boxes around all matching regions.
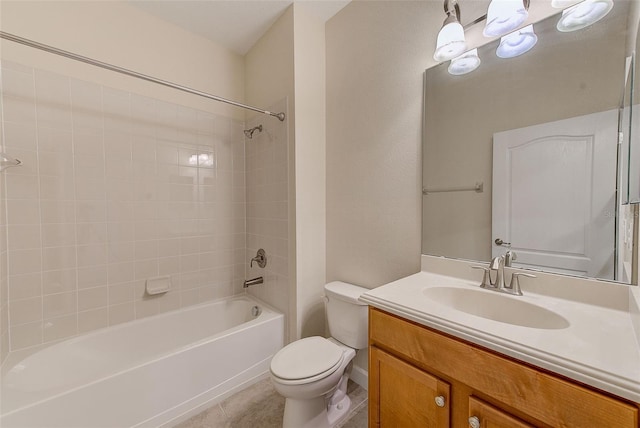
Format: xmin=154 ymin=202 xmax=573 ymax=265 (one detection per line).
xmin=628 ymin=13 xmax=640 ymax=204
xmin=422 ymin=2 xmax=636 ymax=283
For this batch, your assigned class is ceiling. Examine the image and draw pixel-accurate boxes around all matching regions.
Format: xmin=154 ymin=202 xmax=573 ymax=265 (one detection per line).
xmin=127 ymin=0 xmax=351 ymax=55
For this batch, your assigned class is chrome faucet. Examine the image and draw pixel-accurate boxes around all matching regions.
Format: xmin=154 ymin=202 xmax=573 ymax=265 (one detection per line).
xmin=504 ymin=250 xmax=516 ymax=267
xmin=243 ymin=276 xmax=263 ymax=288
xmin=489 ymin=255 xmax=506 ymax=290
xmin=471 ymin=256 xmax=536 ymax=296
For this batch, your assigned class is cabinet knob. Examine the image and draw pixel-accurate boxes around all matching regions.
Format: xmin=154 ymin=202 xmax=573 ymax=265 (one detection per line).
xmin=434 ymin=395 xmax=445 ymax=407
xmin=468 ymin=416 xmax=481 ymax=428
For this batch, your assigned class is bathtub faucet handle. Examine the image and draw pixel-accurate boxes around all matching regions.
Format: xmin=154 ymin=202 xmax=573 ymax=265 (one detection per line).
xmin=250 ymin=249 xmax=267 ymax=268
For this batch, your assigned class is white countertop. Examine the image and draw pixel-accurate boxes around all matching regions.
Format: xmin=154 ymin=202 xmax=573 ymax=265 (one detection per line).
xmin=360 ymin=270 xmax=640 ymax=403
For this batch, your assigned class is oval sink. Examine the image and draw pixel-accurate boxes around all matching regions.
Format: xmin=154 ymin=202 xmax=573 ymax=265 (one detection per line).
xmin=423 ymin=287 xmax=570 ymax=330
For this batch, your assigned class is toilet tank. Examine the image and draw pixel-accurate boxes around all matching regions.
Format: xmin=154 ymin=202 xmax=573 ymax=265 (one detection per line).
xmin=324 ymin=281 xmax=369 ymax=349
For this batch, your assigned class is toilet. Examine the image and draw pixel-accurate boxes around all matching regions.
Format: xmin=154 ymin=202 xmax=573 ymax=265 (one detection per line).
xmin=270 ymin=281 xmax=369 ymax=428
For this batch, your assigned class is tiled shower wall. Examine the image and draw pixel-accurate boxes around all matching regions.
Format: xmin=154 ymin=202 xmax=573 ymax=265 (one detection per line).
xmin=245 ymin=101 xmax=289 ymax=325
xmin=0 ymin=61 xmax=247 ymax=351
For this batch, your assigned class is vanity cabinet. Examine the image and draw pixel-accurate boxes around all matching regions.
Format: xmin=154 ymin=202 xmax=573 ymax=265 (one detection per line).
xmin=369 ymin=308 xmax=639 ymax=428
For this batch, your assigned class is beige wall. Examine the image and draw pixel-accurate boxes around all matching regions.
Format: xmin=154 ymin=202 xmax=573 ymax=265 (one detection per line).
xmin=0 ymin=103 xmax=7 ymax=364
xmin=0 ymin=1 xmax=244 ymax=120
xmin=326 ymin=1 xmax=433 ymax=288
xmin=292 ymin=4 xmax=327 ymax=339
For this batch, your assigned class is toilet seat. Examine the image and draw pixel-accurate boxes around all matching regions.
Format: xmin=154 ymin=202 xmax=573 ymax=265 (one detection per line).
xmin=270 ymin=337 xmax=345 ymax=383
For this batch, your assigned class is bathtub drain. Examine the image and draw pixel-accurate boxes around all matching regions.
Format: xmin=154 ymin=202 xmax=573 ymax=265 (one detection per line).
xmin=251 ymin=305 xmax=261 ymax=317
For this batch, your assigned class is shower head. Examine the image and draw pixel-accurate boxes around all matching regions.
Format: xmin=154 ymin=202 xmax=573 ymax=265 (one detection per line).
xmin=244 ymin=125 xmax=263 ymax=139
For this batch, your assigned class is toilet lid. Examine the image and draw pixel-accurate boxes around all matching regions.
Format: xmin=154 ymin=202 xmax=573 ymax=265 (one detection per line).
xmin=270 ymin=336 xmax=344 ymax=380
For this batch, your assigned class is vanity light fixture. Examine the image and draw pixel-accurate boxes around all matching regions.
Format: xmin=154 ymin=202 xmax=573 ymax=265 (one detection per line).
xmin=556 ymin=0 xmax=614 ymax=32
xmin=448 ymin=49 xmax=481 ymax=75
xmin=550 ymin=0 xmax=581 ymax=7
xmin=434 ymin=0 xmax=467 ymax=62
xmin=483 ymin=0 xmax=530 ymax=37
xmin=496 ymin=25 xmax=538 ymax=58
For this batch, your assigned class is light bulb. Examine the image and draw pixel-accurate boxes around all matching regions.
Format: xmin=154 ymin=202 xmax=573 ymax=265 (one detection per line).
xmin=448 ymin=49 xmax=481 ymax=75
xmin=556 ymin=0 xmax=613 ymax=32
xmin=496 ymin=25 xmax=538 ymax=58
xmin=434 ymin=15 xmax=467 ymax=62
xmin=484 ymin=0 xmax=528 ymax=38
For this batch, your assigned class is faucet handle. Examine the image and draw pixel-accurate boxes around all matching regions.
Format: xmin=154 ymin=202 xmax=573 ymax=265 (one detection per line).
xmin=506 ymin=272 xmax=536 ymax=296
xmin=471 ymin=266 xmax=493 ymax=289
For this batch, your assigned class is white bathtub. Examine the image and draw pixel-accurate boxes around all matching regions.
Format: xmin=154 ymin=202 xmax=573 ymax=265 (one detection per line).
xmin=0 ymin=295 xmax=284 ymax=428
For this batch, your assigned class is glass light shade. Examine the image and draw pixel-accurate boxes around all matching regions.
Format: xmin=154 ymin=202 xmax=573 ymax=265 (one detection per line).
xmin=448 ymin=49 xmax=481 ymax=75
xmin=556 ymin=0 xmax=613 ymax=32
xmin=434 ymin=17 xmax=466 ymax=62
xmin=496 ymin=25 xmax=538 ymax=58
xmin=483 ymin=0 xmax=528 ymax=37
xmin=551 ymin=0 xmax=581 ymax=8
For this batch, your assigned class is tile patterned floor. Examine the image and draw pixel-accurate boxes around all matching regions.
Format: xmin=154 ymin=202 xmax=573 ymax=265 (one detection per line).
xmin=174 ymin=378 xmax=368 ymax=428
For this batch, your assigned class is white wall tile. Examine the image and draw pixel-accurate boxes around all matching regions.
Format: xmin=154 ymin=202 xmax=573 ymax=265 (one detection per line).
xmin=78 ymin=286 xmax=108 ymax=311
xmin=41 ymin=200 xmax=76 ymax=224
xmin=7 ymin=225 xmax=41 ymax=250
xmin=8 ymin=273 xmax=42 ymax=301
xmin=70 ymin=79 xmax=103 ymax=132
xmin=8 ymin=249 xmax=42 ymax=275
xmin=76 ymin=266 xmax=107 ymax=289
xmin=39 ymin=150 xmax=74 ymax=178
xmin=73 ymin=130 xmax=104 ymax=155
xmin=3 ymin=65 xmax=252 ymax=351
xmin=42 ymin=246 xmax=76 ymax=271
xmin=108 ymin=262 xmax=135 ymax=284
xmin=37 ymin=128 xmax=72 ymax=153
xmin=6 ymin=174 xmax=39 ymax=200
xmin=43 ymin=269 xmax=77 ymax=295
xmin=78 ymin=307 xmax=108 ymax=333
xmin=40 ymin=175 xmax=76 ymax=200
xmin=2 ymin=96 xmax=37 ymax=125
xmin=102 ymin=88 xmax=131 ymax=133
xmin=10 ymin=296 xmax=42 ymax=325
xmin=76 ymin=201 xmax=106 ymax=223
xmin=108 ymin=302 xmax=135 ymax=326
xmin=7 ymin=200 xmax=40 ymax=225
xmin=10 ymin=321 xmax=42 ymax=349
xmin=1 ymin=67 xmax=35 ymax=98
xmin=43 ymin=291 xmax=77 ymax=318
xmin=42 ymin=223 xmax=76 ymax=247
xmin=108 ymin=282 xmax=134 ymax=305
xmin=43 ymin=314 xmax=77 ymax=342
xmin=76 ymin=244 xmax=107 ymax=267
xmin=76 ymin=223 xmax=107 ymax=245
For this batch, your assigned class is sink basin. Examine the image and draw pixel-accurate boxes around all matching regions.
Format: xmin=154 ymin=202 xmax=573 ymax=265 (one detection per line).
xmin=423 ymin=287 xmax=570 ymax=330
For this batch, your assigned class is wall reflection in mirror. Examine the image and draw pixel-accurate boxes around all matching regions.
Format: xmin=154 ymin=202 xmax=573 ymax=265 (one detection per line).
xmin=422 ymin=0 xmax=639 ymax=284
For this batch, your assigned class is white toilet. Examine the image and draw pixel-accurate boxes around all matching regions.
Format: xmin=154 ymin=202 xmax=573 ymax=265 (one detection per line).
xmin=270 ymin=281 xmax=369 ymax=428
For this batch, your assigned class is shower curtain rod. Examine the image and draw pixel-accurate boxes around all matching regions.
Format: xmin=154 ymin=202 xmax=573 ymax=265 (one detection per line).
xmin=0 ymin=31 xmax=286 ymax=122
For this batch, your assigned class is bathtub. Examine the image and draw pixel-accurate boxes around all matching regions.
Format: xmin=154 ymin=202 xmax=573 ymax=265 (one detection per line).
xmin=0 ymin=295 xmax=284 ymax=428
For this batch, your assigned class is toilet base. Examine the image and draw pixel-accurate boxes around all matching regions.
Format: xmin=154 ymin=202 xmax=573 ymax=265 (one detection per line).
xmin=281 ymin=373 xmax=353 ymax=428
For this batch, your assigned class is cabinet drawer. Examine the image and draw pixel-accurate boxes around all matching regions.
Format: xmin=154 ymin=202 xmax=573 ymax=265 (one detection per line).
xmin=370 ymin=308 xmax=639 ymax=428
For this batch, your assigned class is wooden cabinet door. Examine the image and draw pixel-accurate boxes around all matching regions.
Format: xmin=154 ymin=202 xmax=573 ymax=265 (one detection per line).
xmin=370 ymin=346 xmax=450 ymax=428
xmin=468 ymin=396 xmax=534 ymax=428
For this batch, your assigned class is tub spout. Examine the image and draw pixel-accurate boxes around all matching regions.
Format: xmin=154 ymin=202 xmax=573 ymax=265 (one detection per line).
xmin=243 ymin=276 xmax=263 ymax=288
